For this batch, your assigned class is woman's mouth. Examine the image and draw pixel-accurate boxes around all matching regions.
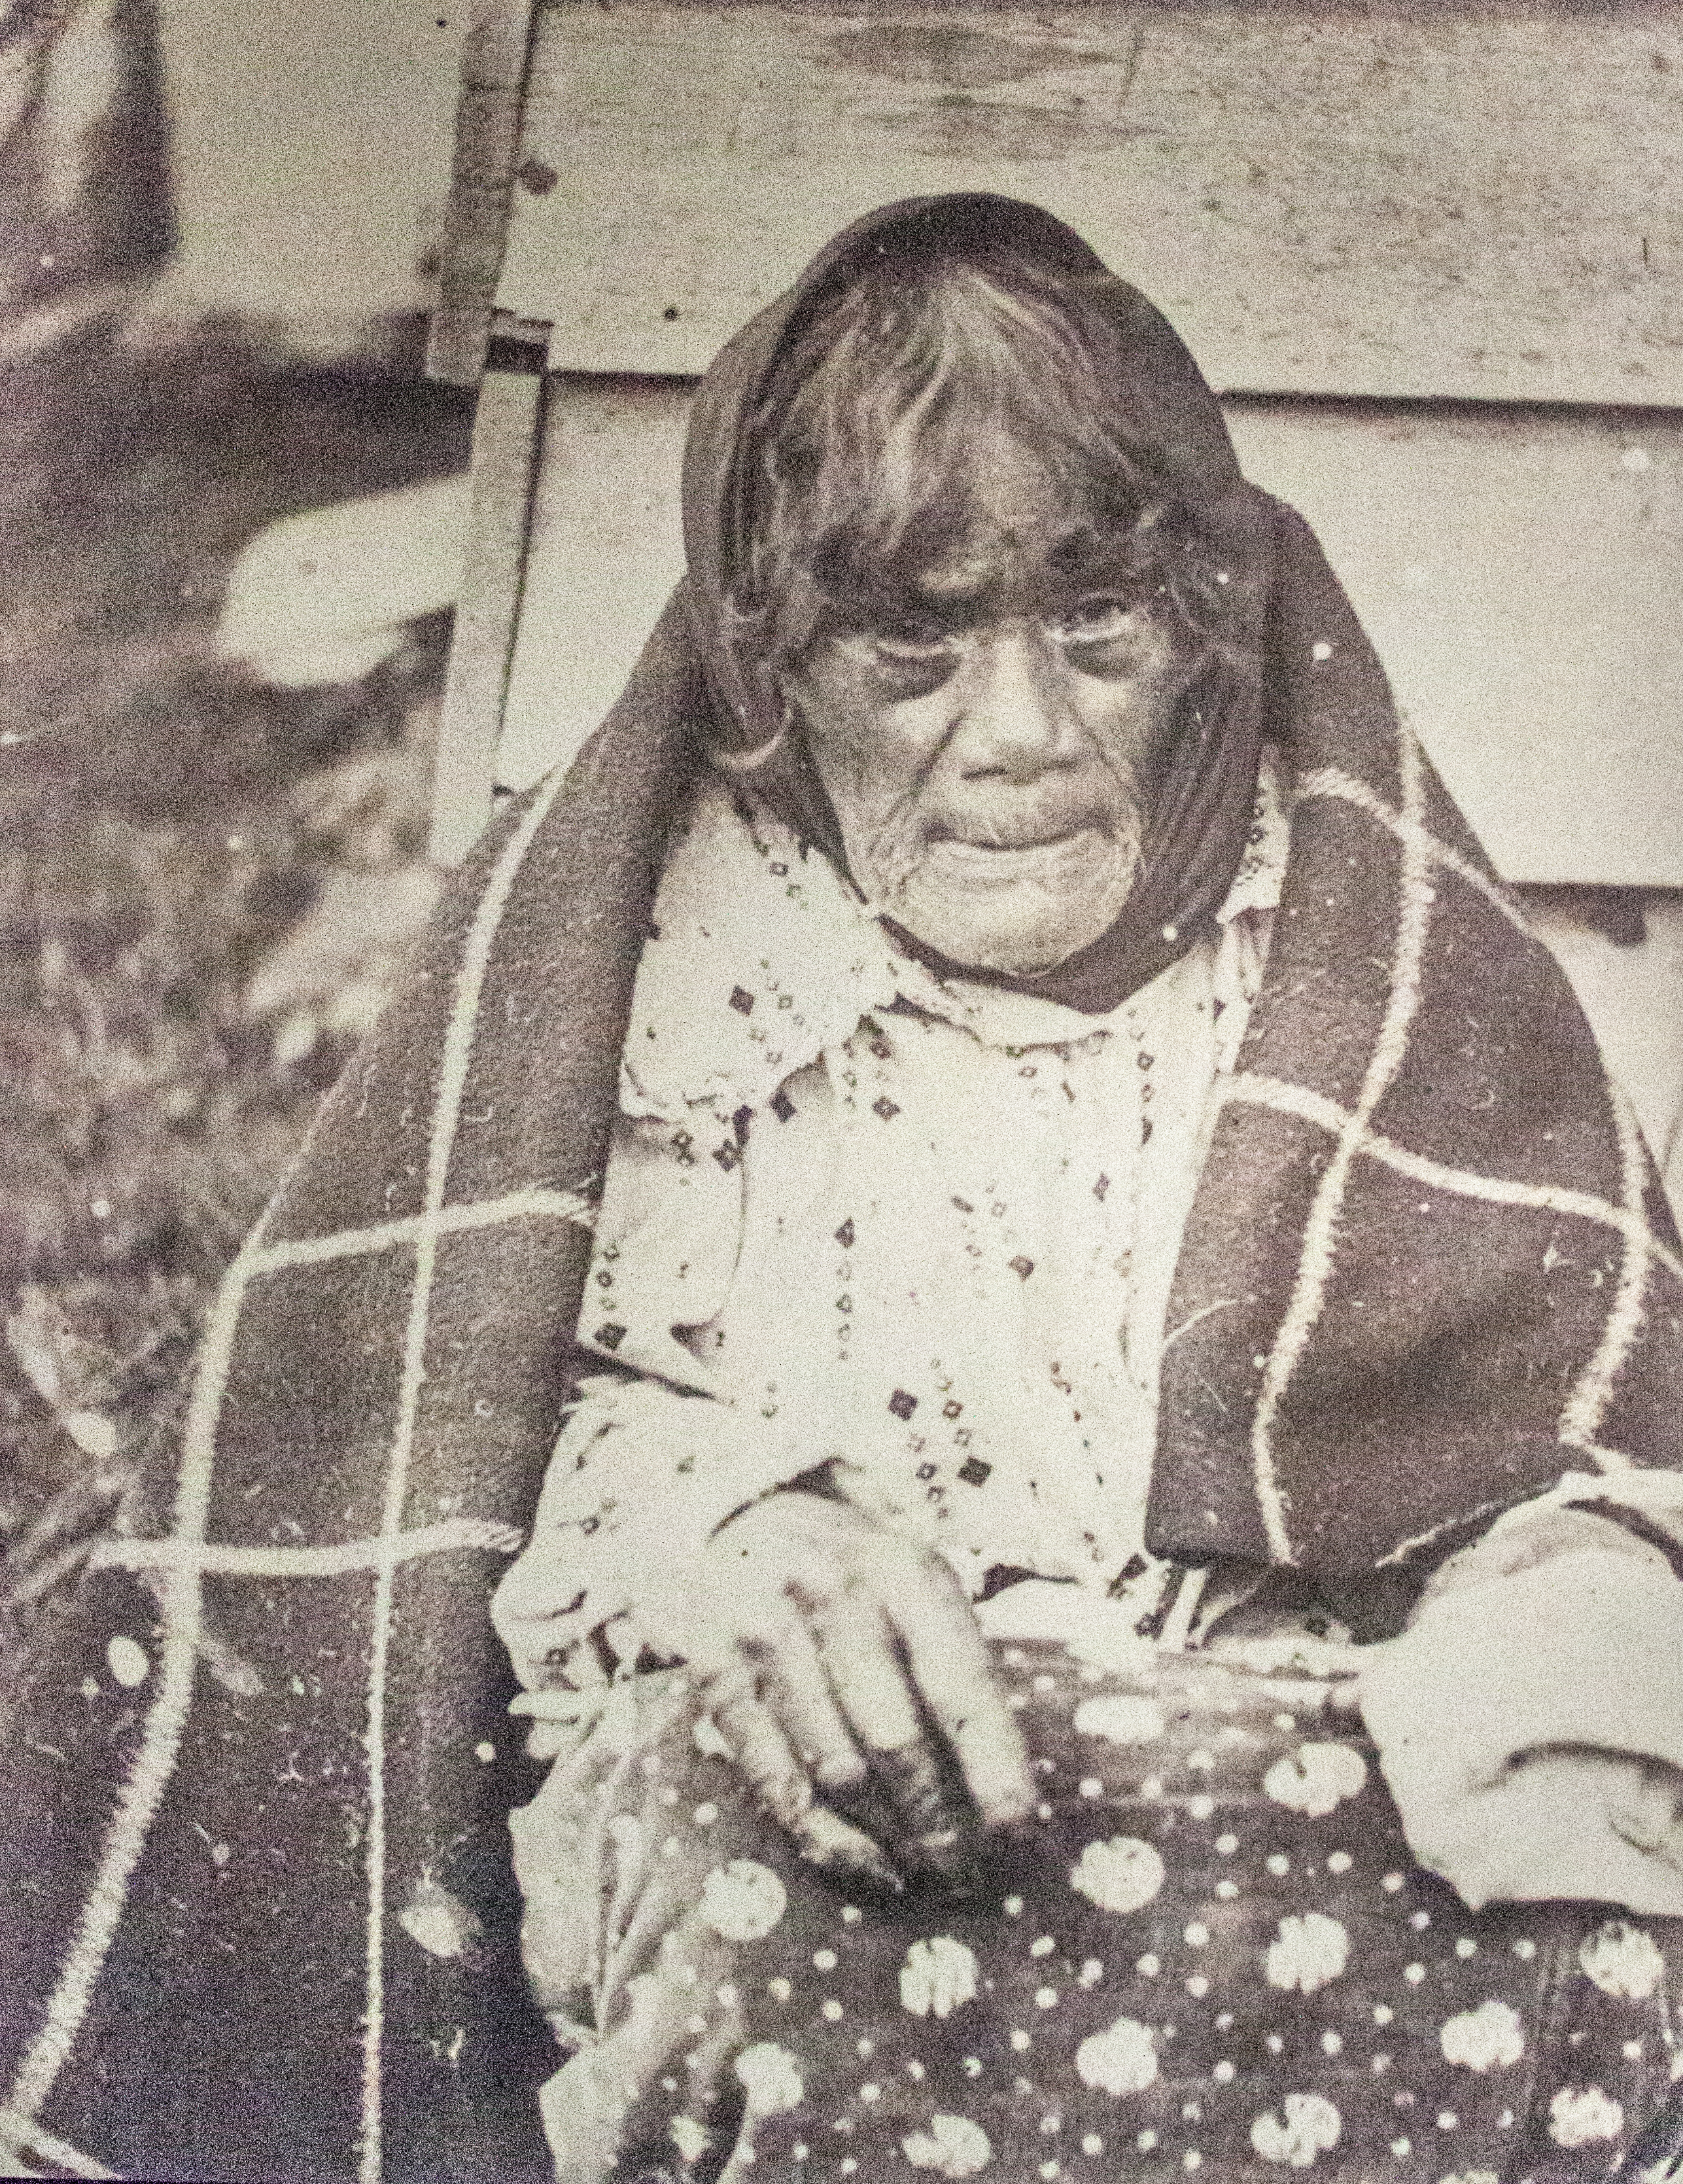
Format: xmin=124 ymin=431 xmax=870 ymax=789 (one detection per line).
xmin=922 ymin=826 xmax=1110 ymax=888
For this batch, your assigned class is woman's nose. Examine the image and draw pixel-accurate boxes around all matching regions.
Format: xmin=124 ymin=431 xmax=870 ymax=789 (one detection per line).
xmin=952 ymin=629 xmax=1079 ymax=779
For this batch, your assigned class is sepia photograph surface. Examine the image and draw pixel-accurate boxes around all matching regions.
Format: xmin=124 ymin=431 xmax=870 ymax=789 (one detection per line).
xmin=3 ymin=5 xmax=1683 ymax=2181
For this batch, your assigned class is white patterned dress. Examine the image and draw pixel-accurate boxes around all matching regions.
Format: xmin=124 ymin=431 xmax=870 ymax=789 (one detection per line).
xmin=495 ymin=767 xmax=1683 ymax=2183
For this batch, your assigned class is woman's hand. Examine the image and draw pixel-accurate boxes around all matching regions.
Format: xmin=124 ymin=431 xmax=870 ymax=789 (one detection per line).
xmin=633 ymin=1490 xmax=1036 ymax=1893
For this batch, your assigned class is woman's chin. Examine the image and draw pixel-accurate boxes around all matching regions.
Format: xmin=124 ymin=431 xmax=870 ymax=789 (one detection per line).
xmin=888 ymin=866 xmax=1135 ymax=978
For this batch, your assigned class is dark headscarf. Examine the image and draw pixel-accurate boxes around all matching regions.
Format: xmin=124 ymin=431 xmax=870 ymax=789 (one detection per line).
xmin=682 ymin=192 xmax=1271 ymax=1012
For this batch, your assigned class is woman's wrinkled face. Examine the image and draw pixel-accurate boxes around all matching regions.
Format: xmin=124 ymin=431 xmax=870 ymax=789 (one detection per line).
xmin=782 ymin=453 xmax=1201 ymax=976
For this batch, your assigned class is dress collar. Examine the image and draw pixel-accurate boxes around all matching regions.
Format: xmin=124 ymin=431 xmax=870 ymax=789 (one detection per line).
xmin=619 ymin=751 xmax=1289 ymax=1120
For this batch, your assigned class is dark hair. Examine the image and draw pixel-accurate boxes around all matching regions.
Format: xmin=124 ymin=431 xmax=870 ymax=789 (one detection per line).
xmin=729 ymin=245 xmax=1253 ymax=673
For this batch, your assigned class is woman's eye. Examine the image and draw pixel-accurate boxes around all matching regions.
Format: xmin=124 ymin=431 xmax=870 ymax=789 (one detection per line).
xmin=867 ymin=622 xmax=953 ymax=662
xmin=1047 ymin=595 xmax=1141 ymax=646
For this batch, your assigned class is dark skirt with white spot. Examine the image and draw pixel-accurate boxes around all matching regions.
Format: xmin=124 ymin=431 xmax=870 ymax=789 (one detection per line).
xmin=510 ymin=1644 xmax=1683 ymax=2183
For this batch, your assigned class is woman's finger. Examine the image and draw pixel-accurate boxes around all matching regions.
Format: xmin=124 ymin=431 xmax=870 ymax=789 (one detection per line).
xmin=706 ymin=1670 xmax=903 ymax=1895
xmin=815 ymin=1597 xmax=924 ymax=1756
xmin=708 ymin=1668 xmax=813 ymax=1835
xmin=746 ymin=1602 xmax=871 ymax=1798
xmin=890 ymin=1569 xmax=1036 ymax=1829
xmin=812 ymin=1596 xmax=977 ymax=1871
xmin=789 ymin=1802 xmax=905 ymax=1899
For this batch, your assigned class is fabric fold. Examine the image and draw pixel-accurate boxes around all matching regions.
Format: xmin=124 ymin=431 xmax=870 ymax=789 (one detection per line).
xmin=1361 ymin=1536 xmax=1683 ymax=1914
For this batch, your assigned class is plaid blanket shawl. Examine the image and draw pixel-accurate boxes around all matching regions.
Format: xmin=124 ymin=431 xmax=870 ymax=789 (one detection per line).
xmin=5 ymin=197 xmax=1683 ymax=2184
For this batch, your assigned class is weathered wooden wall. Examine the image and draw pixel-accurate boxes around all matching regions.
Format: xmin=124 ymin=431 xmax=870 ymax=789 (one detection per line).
xmin=500 ymin=1 xmax=1683 ymax=404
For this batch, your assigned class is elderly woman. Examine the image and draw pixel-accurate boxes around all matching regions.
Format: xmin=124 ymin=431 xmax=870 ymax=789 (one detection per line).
xmin=6 ymin=196 xmax=1683 ymax=2184
xmin=483 ymin=196 xmax=1683 ymax=2183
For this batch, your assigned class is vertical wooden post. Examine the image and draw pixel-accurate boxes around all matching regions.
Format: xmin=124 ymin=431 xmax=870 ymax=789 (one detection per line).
xmin=426 ymin=352 xmax=545 ymax=865
xmin=424 ymin=0 xmax=547 ymax=862
xmin=426 ymin=0 xmax=538 ymax=388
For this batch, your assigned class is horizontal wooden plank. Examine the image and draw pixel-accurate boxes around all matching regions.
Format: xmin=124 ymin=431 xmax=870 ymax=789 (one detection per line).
xmin=496 ymin=1 xmax=1683 ymax=405
xmin=1228 ymin=402 xmax=1683 ymax=889
xmin=494 ymin=376 xmax=1683 ymax=887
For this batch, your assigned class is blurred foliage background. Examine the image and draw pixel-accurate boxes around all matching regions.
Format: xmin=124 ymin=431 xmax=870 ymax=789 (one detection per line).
xmin=0 ymin=322 xmax=470 ymax=1648
xmin=0 ymin=0 xmax=474 ymax=1648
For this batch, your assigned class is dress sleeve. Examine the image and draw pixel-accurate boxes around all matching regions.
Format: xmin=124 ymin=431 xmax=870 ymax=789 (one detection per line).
xmin=1359 ymin=1487 xmax=1683 ymax=1914
xmin=490 ymin=1369 xmax=814 ymax=1723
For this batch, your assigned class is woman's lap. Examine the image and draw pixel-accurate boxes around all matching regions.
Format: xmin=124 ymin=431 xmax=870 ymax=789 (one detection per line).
xmin=511 ymin=1640 xmax=1682 ymax=2183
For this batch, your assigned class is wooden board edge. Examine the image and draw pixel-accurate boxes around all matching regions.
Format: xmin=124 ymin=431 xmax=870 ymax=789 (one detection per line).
xmin=428 ymin=360 xmax=547 ymax=862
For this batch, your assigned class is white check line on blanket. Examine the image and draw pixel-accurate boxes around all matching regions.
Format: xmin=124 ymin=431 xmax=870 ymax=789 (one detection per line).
xmin=88 ymin=1517 xmax=526 ymax=1580
xmin=1295 ymin=754 xmax=1659 ymax=1466
xmin=2 ymin=1208 xmax=270 ymax=2134
xmin=1294 ymin=763 xmax=1528 ymax=936
xmin=356 ymin=769 xmax=572 ymax=2184
xmin=0 ymin=2107 xmax=120 ymax=2180
xmin=1249 ymin=722 xmax=1435 ymax=1562
xmin=1374 ymin=1489 xmax=1548 ymax=1572
xmin=246 ymin=1185 xmax=597 ymax=1279
xmin=1225 ymin=1072 xmax=1683 ymax=1297
xmin=1559 ymin=1080 xmax=1650 ymax=1468
xmin=5 ymin=774 xmax=574 ymax=2183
